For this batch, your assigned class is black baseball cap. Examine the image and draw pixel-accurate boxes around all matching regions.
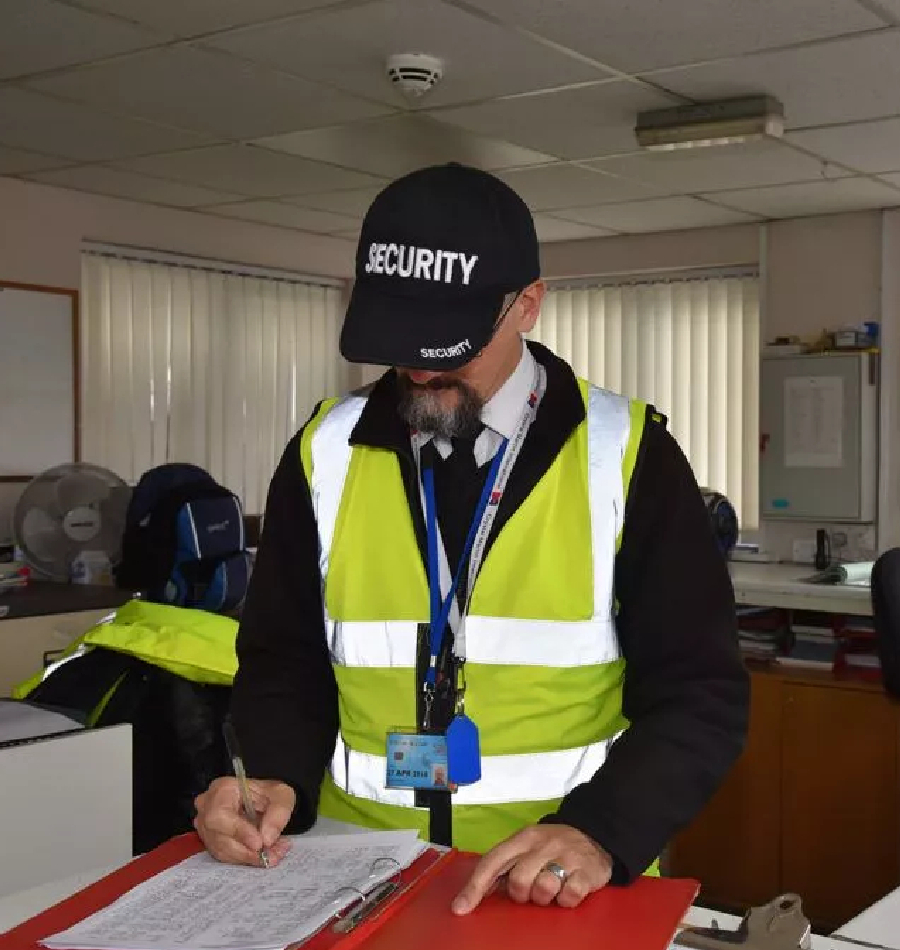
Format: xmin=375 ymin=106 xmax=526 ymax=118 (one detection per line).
xmin=339 ymin=163 xmax=540 ymax=371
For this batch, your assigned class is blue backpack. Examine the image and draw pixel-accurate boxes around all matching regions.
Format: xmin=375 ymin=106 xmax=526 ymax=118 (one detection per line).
xmin=115 ymin=464 xmax=252 ymax=613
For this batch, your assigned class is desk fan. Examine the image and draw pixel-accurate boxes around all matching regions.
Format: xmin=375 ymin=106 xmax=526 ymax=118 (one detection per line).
xmin=13 ymin=462 xmax=132 ymax=582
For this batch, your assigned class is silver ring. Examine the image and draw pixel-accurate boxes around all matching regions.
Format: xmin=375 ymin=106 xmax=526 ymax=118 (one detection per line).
xmin=542 ymin=861 xmax=568 ymax=884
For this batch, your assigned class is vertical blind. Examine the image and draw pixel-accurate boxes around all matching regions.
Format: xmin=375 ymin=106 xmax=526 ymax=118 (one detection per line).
xmin=530 ymin=274 xmax=760 ymax=529
xmin=81 ymin=252 xmax=349 ymax=515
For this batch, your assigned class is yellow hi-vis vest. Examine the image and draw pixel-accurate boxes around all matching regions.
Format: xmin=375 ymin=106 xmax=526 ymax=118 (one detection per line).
xmin=301 ymin=377 xmax=651 ymax=860
xmin=13 ymin=599 xmax=238 ymax=704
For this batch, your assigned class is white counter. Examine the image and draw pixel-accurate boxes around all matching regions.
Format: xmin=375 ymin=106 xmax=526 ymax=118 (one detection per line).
xmin=729 ymin=561 xmax=873 ymax=616
xmin=837 ymin=885 xmax=900 ymax=950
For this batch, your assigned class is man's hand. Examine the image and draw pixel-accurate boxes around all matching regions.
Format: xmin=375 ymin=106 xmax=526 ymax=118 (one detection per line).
xmin=194 ymin=777 xmax=296 ymax=867
xmin=451 ymin=824 xmax=613 ymax=914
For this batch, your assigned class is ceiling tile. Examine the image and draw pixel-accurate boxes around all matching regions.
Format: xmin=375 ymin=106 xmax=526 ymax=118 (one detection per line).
xmin=0 ymin=0 xmax=164 ymax=80
xmin=203 ymin=200 xmax=358 ymax=232
xmin=74 ymin=0 xmax=350 ymax=37
xmin=0 ymin=88 xmax=215 ymax=162
xmin=863 ymin=0 xmax=900 ymax=19
xmin=590 ymin=139 xmax=838 ymax=194
xmin=115 ymin=145 xmax=384 ymax=197
xmin=29 ymin=45 xmax=389 ymax=140
xmin=0 ymin=145 xmax=71 ymax=175
xmin=788 ymin=118 xmax=900 ymax=174
xmin=460 ymin=0 xmax=882 ymax=73
xmin=497 ymin=165 xmax=665 ymax=211
xmin=24 ymin=165 xmax=243 ymax=208
xmin=285 ymin=187 xmax=383 ymax=217
xmin=436 ymin=80 xmax=683 ymax=161
xmin=708 ymin=177 xmax=900 ymax=217
xmin=204 ymin=0 xmax=609 ymax=108
xmin=255 ymin=114 xmax=554 ymax=178
xmin=532 ymin=215 xmax=617 ymax=242
xmin=647 ymin=32 xmax=900 ymax=130
xmin=556 ymin=196 xmax=759 ymax=231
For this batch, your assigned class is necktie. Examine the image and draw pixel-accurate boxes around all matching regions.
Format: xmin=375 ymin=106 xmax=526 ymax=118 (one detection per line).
xmin=448 ymin=431 xmax=480 ymax=480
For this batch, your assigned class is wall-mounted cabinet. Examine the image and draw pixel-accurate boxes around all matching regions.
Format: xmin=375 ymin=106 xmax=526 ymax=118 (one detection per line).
xmin=760 ymin=352 xmax=878 ymax=523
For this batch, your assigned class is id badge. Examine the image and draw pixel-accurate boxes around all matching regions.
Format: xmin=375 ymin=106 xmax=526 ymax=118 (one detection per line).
xmin=385 ymin=731 xmax=450 ymax=790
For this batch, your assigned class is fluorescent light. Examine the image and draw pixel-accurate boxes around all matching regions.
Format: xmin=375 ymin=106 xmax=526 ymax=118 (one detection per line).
xmin=635 ymin=96 xmax=785 ymax=151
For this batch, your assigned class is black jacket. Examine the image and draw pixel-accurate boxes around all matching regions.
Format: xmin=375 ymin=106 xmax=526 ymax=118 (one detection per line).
xmin=230 ymin=342 xmax=749 ymax=883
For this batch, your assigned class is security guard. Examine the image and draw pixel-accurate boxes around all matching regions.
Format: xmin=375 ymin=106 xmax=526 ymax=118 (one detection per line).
xmin=195 ymin=164 xmax=749 ymax=913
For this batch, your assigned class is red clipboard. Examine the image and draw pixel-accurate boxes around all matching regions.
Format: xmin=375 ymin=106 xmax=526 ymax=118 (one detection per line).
xmin=0 ymin=833 xmax=699 ymax=950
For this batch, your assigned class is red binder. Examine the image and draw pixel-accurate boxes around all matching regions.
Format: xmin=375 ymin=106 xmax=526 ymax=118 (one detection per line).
xmin=0 ymin=833 xmax=699 ymax=950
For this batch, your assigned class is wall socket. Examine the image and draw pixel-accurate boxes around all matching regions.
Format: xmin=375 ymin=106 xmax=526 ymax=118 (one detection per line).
xmin=792 ymin=539 xmax=817 ymax=564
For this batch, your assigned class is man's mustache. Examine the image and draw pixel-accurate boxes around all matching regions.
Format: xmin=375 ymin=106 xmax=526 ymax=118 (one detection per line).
xmin=399 ymin=375 xmax=466 ymax=393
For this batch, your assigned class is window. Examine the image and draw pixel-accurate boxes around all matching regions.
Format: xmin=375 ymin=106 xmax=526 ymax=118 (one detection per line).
xmin=530 ymin=272 xmax=760 ymax=529
xmin=80 ymin=249 xmax=349 ymax=515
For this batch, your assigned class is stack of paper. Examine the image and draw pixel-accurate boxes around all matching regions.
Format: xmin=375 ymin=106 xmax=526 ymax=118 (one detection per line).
xmin=42 ymin=830 xmax=426 ymax=950
xmin=804 ymin=560 xmax=875 ymax=587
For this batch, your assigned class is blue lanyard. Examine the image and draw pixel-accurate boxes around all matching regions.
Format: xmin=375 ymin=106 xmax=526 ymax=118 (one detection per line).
xmin=422 ymin=441 xmax=507 ymax=688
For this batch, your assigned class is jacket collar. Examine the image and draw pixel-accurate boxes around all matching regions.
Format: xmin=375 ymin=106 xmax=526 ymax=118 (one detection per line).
xmin=348 ymin=340 xmax=586 ymax=460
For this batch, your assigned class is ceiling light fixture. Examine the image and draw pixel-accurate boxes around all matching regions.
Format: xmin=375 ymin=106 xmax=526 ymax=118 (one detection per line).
xmin=635 ymin=95 xmax=785 ymax=151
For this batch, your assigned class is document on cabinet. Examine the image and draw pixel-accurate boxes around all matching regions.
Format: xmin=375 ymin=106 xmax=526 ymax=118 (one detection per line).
xmin=42 ymin=830 xmax=426 ymax=950
xmin=784 ymin=375 xmax=844 ymax=469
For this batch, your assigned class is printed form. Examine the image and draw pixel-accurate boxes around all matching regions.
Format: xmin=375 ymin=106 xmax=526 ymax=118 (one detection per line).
xmin=42 ymin=830 xmax=425 ymax=950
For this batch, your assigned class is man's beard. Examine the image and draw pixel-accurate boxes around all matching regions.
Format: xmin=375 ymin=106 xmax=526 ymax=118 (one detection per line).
xmin=397 ymin=374 xmax=484 ymax=440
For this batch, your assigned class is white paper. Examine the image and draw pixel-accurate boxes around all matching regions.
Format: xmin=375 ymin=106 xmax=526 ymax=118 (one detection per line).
xmin=784 ymin=376 xmax=844 ymax=468
xmin=42 ymin=830 xmax=425 ymax=950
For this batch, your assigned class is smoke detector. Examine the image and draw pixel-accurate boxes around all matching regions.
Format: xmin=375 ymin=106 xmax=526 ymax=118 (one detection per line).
xmin=386 ymin=53 xmax=444 ymax=98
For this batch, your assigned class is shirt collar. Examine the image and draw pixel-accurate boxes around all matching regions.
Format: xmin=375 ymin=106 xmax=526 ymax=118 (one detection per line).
xmin=480 ymin=337 xmax=535 ymax=441
xmin=426 ymin=338 xmax=534 ymax=462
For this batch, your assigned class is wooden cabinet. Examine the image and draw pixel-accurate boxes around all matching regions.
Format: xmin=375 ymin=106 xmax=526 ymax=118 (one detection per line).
xmin=667 ymin=667 xmax=900 ymax=933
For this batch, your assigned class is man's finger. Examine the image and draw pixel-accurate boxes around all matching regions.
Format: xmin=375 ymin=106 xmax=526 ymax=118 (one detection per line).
xmin=207 ymin=833 xmax=269 ymax=867
xmin=254 ymin=785 xmax=295 ymax=849
xmin=528 ymin=867 xmax=563 ymax=907
xmin=503 ymin=839 xmax=563 ymax=905
xmin=268 ymin=837 xmax=292 ymax=864
xmin=204 ymin=807 xmax=264 ymax=853
xmin=451 ymin=838 xmax=529 ymax=915
xmin=556 ymin=869 xmax=593 ymax=909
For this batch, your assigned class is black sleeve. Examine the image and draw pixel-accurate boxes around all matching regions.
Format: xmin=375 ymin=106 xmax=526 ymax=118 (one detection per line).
xmin=229 ymin=422 xmax=339 ymax=834
xmin=541 ymin=418 xmax=750 ymax=882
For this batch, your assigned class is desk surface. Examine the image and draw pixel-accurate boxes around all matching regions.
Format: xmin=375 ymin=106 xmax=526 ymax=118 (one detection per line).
xmin=729 ymin=561 xmax=873 ymax=616
xmin=0 ymin=581 xmax=131 ymax=622
xmin=838 ymin=885 xmax=900 ymax=949
xmin=1 ymin=820 xmax=897 ymax=949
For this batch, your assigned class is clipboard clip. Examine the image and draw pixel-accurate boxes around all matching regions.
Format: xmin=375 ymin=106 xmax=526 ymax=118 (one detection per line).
xmin=675 ymin=894 xmax=812 ymax=950
xmin=331 ymin=856 xmax=405 ymax=935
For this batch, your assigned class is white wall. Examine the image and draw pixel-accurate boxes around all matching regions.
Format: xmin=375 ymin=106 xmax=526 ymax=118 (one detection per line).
xmin=0 ymin=177 xmax=355 ymax=289
xmin=763 ymin=211 xmax=882 ymax=340
xmin=540 ymin=222 xmax=759 ymax=279
xmin=0 ymin=176 xmax=356 ymax=540
xmin=879 ymin=211 xmax=900 ymax=554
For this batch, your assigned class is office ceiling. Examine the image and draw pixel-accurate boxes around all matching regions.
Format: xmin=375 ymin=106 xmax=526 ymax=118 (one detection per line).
xmin=5 ymin=0 xmax=900 ymax=245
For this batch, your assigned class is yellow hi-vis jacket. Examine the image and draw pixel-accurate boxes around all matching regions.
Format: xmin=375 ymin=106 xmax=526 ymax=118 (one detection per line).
xmin=300 ymin=377 xmax=652 ymax=860
xmin=13 ymin=599 xmax=238 ymax=710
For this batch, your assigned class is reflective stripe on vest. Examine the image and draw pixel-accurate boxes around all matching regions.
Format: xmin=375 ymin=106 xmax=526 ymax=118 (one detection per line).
xmin=329 ymin=732 xmax=612 ymax=807
xmin=300 ymin=378 xmax=647 ymax=852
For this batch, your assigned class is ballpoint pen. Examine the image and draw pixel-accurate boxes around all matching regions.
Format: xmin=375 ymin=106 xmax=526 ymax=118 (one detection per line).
xmin=222 ymin=718 xmax=270 ymax=869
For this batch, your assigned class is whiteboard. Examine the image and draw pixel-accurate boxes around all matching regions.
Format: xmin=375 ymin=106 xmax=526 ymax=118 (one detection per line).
xmin=0 ymin=285 xmax=76 ymax=477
